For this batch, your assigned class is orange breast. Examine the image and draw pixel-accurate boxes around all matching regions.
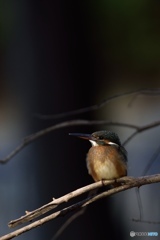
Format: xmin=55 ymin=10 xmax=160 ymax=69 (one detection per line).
xmin=86 ymin=145 xmax=127 ymax=182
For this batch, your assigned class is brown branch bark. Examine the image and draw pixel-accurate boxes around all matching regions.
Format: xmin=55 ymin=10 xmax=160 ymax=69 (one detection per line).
xmin=0 ymin=174 xmax=160 ymax=240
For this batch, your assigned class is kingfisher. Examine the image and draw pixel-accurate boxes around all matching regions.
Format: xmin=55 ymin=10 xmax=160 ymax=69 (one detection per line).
xmin=69 ymin=130 xmax=127 ymax=182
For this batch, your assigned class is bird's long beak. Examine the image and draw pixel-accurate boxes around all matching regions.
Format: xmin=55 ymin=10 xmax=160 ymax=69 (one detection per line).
xmin=69 ymin=133 xmax=95 ymax=140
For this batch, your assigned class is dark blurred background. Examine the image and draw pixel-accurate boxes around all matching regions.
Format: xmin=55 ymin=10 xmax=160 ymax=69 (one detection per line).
xmin=0 ymin=1 xmax=160 ymax=239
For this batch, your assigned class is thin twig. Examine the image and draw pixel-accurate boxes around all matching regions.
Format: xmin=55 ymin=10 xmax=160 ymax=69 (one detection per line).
xmin=132 ymin=219 xmax=160 ymax=224
xmin=1 ymin=88 xmax=160 ymax=163
xmin=1 ymin=120 xmax=160 ymax=163
xmin=35 ymin=89 xmax=160 ymax=119
xmin=142 ymin=144 xmax=160 ymax=176
xmin=123 ymin=121 xmax=160 ymax=146
xmin=135 ymin=188 xmax=143 ymax=220
xmin=52 ymin=189 xmax=98 ymax=240
xmin=51 ymin=208 xmax=85 ymax=240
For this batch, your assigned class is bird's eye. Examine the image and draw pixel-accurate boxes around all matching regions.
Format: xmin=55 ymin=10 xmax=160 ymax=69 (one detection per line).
xmin=98 ymin=136 xmax=103 ymax=140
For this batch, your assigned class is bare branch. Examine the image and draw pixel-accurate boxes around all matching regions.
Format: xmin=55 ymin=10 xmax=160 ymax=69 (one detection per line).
xmin=52 ymin=207 xmax=86 ymax=240
xmin=1 ymin=120 xmax=160 ymax=163
xmin=0 ymin=90 xmax=160 ymax=240
xmin=142 ymin=144 xmax=160 ymax=175
xmin=132 ymin=219 xmax=160 ymax=224
xmin=8 ymin=179 xmax=114 ymax=228
xmin=1 ymin=88 xmax=160 ymax=163
xmin=35 ymin=88 xmax=160 ymax=120
xmin=0 ymin=174 xmax=159 ymax=240
xmin=123 ymin=120 xmax=160 ymax=146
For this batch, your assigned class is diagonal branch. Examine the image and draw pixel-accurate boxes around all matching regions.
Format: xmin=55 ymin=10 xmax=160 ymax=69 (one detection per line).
xmin=35 ymin=88 xmax=160 ymax=119
xmin=1 ymin=120 xmax=160 ymax=163
xmin=1 ymin=88 xmax=160 ymax=163
xmin=0 ymin=174 xmax=159 ymax=240
xmin=123 ymin=121 xmax=160 ymax=146
xmin=8 ymin=178 xmax=115 ymax=228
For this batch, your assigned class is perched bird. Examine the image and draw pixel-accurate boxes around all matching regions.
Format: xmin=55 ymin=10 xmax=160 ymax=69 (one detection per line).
xmin=69 ymin=130 xmax=127 ymax=182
